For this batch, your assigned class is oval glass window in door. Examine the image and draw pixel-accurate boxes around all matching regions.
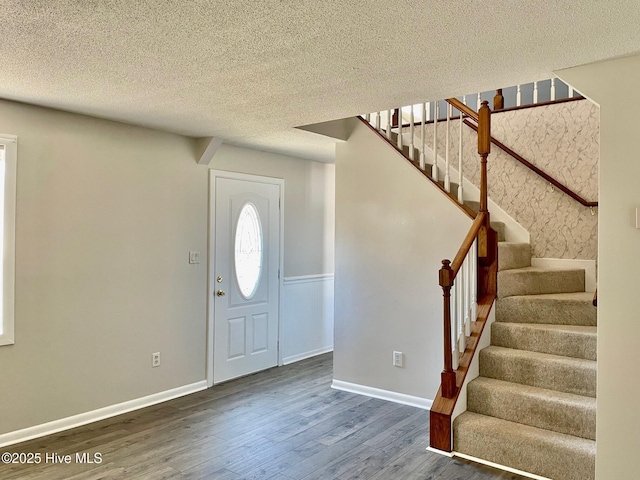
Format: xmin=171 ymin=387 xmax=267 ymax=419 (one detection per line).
xmin=234 ymin=202 xmax=263 ymax=299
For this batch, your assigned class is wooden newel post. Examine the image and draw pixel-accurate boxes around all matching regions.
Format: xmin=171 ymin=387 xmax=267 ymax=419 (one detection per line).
xmin=493 ymin=89 xmax=504 ymax=110
xmin=439 ymin=259 xmax=456 ymax=398
xmin=477 ymin=101 xmax=491 ymax=214
xmin=477 ymin=101 xmax=491 ymax=259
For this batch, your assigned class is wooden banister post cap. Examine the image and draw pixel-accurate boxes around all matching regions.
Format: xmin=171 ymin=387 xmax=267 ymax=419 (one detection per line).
xmin=439 ymin=260 xmax=453 ymax=287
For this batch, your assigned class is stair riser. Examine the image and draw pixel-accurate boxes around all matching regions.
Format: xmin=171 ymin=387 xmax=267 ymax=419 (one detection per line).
xmin=496 ymin=296 xmax=597 ymax=326
xmin=468 ymin=379 xmax=596 ymax=440
xmin=498 ymin=269 xmax=585 ymax=298
xmin=454 ymin=413 xmax=595 ymax=480
xmin=479 ymin=349 xmax=597 ymax=397
xmin=491 ymin=323 xmax=597 ymax=360
xmin=498 ymin=243 xmax=531 ymax=271
xmin=491 ymin=222 xmax=506 ymax=242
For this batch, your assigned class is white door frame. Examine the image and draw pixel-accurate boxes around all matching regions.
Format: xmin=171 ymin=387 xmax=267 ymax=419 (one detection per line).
xmin=207 ymin=170 xmax=285 ymax=387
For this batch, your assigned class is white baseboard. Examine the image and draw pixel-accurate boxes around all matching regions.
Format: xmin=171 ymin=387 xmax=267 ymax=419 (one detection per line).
xmin=282 ymin=346 xmax=333 ymax=365
xmin=331 ymin=379 xmax=432 ymax=410
xmin=426 ymin=446 xmax=454 ymax=457
xmin=0 ymin=380 xmax=208 ymax=448
xmin=453 ymin=452 xmax=552 ymax=480
xmin=531 ymin=257 xmax=597 ymax=292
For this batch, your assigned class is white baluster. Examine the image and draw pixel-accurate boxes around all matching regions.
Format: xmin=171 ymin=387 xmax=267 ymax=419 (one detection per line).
xmin=432 ymin=102 xmax=439 ymax=181
xmin=568 ymin=85 xmax=574 ymax=98
xmin=458 ymin=267 xmax=465 ymax=353
xmin=451 ymin=280 xmax=459 ymax=370
xmin=550 ymin=78 xmax=556 ymax=101
xmin=476 ymin=94 xmax=481 ymax=111
xmin=464 ymin=254 xmax=471 ymax=336
xmin=386 ymin=110 xmax=392 ymax=139
xmin=420 ymin=103 xmax=426 ymax=170
xmin=462 ymin=94 xmax=467 ymax=107
xmin=458 ymin=105 xmax=464 ymax=203
xmin=409 ymin=105 xmax=415 ymax=161
xmin=375 ymin=111 xmax=381 ymax=132
xmin=471 ymin=239 xmax=478 ymax=322
xmin=444 ymin=103 xmax=451 ymax=192
xmin=533 ymin=81 xmax=539 ymax=103
xmin=426 ymin=101 xmax=431 ymax=122
xmin=397 ymin=109 xmax=403 ymax=149
xmin=365 ymin=113 xmax=370 ymax=123
xmin=516 ymin=85 xmax=522 ymax=107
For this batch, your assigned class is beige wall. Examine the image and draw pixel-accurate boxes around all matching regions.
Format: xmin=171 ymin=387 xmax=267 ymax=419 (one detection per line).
xmin=0 ymin=100 xmax=209 ymax=435
xmin=0 ymin=101 xmax=336 ymax=438
xmin=334 ymin=121 xmax=471 ymax=399
xmin=558 ymin=54 xmax=640 ymax=479
xmin=210 ymin=144 xmax=335 ymax=277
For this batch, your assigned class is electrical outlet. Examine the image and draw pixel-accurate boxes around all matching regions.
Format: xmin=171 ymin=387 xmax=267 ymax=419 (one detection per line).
xmin=189 ymin=251 xmax=200 ymax=264
xmin=393 ymin=351 xmax=404 ymax=368
xmin=152 ymin=352 xmax=161 ymax=367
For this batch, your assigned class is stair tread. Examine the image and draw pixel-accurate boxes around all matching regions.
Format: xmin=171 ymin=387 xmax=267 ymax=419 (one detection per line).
xmin=495 ymin=322 xmax=597 ymax=335
xmin=500 ymin=265 xmax=584 ymax=274
xmin=496 ymin=291 xmax=597 ymax=326
xmin=492 ymin=322 xmax=597 ymax=360
xmin=498 ymin=267 xmax=585 ymax=298
xmin=482 ymin=345 xmax=596 ymax=366
xmin=454 ymin=412 xmax=595 ymax=480
xmin=480 ymin=345 xmax=597 ymax=397
xmin=501 ymin=291 xmax=594 ymax=301
xmin=468 ymin=376 xmax=596 ymax=440
xmin=470 ymin=376 xmax=596 ymax=407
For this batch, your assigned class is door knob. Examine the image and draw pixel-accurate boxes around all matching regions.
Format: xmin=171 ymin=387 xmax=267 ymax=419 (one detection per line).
xmin=216 ymin=290 xmax=226 ymax=297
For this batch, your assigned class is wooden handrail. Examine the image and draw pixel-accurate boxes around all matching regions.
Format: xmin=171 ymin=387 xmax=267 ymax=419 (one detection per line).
xmin=447 ymin=98 xmax=478 ymax=121
xmin=451 ymin=212 xmax=486 ymax=275
xmin=463 ymin=119 xmax=598 ymax=208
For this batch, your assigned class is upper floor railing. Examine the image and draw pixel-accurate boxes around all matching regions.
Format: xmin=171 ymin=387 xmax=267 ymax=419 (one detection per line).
xmin=363 ymin=78 xmax=597 ymax=210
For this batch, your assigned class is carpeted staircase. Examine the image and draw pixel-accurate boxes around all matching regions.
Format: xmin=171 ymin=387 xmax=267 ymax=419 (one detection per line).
xmin=368 ymin=114 xmax=597 ymax=480
xmin=453 ymin=240 xmax=597 ymax=480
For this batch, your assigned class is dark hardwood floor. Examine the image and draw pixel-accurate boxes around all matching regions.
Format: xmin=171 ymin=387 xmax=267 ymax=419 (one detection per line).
xmin=0 ymin=353 xmax=526 ymax=479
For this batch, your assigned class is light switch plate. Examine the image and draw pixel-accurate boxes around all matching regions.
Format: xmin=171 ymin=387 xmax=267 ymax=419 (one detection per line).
xmin=189 ymin=251 xmax=200 ymax=264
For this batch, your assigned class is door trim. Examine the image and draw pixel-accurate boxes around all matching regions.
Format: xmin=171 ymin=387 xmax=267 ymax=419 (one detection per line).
xmin=207 ymin=170 xmax=285 ymax=387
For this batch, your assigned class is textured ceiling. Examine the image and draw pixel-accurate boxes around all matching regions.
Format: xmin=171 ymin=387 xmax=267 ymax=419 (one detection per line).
xmin=2 ymin=1 xmax=640 ymax=162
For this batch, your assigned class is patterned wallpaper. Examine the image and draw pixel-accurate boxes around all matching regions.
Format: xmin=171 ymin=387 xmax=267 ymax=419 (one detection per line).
xmin=413 ymin=99 xmax=599 ymax=260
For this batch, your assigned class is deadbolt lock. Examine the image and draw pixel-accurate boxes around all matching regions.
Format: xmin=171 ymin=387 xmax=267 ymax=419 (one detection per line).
xmin=217 ymin=276 xmax=223 ymax=283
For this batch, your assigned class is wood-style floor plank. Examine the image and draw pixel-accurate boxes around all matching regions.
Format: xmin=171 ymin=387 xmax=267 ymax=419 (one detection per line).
xmin=0 ymin=353 xmax=527 ymax=479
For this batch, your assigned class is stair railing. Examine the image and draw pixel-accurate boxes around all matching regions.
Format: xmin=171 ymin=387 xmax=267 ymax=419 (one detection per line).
xmin=361 ymin=100 xmax=497 ymax=453
xmin=437 ymin=101 xmax=494 ymax=397
xmin=430 ymin=101 xmax=498 ymax=453
xmin=364 ymin=79 xmax=596 ymax=211
xmin=365 ymin=100 xmax=470 ymax=208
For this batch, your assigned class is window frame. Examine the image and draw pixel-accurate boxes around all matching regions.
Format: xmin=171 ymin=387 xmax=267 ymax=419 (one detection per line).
xmin=0 ymin=135 xmax=17 ymax=346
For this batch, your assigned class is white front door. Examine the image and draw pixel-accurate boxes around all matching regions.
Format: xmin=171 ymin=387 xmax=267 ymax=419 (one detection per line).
xmin=211 ymin=172 xmax=281 ymax=384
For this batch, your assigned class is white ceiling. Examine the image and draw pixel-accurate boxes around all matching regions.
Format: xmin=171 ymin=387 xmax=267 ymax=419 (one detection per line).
xmin=2 ymin=1 xmax=640 ymax=162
